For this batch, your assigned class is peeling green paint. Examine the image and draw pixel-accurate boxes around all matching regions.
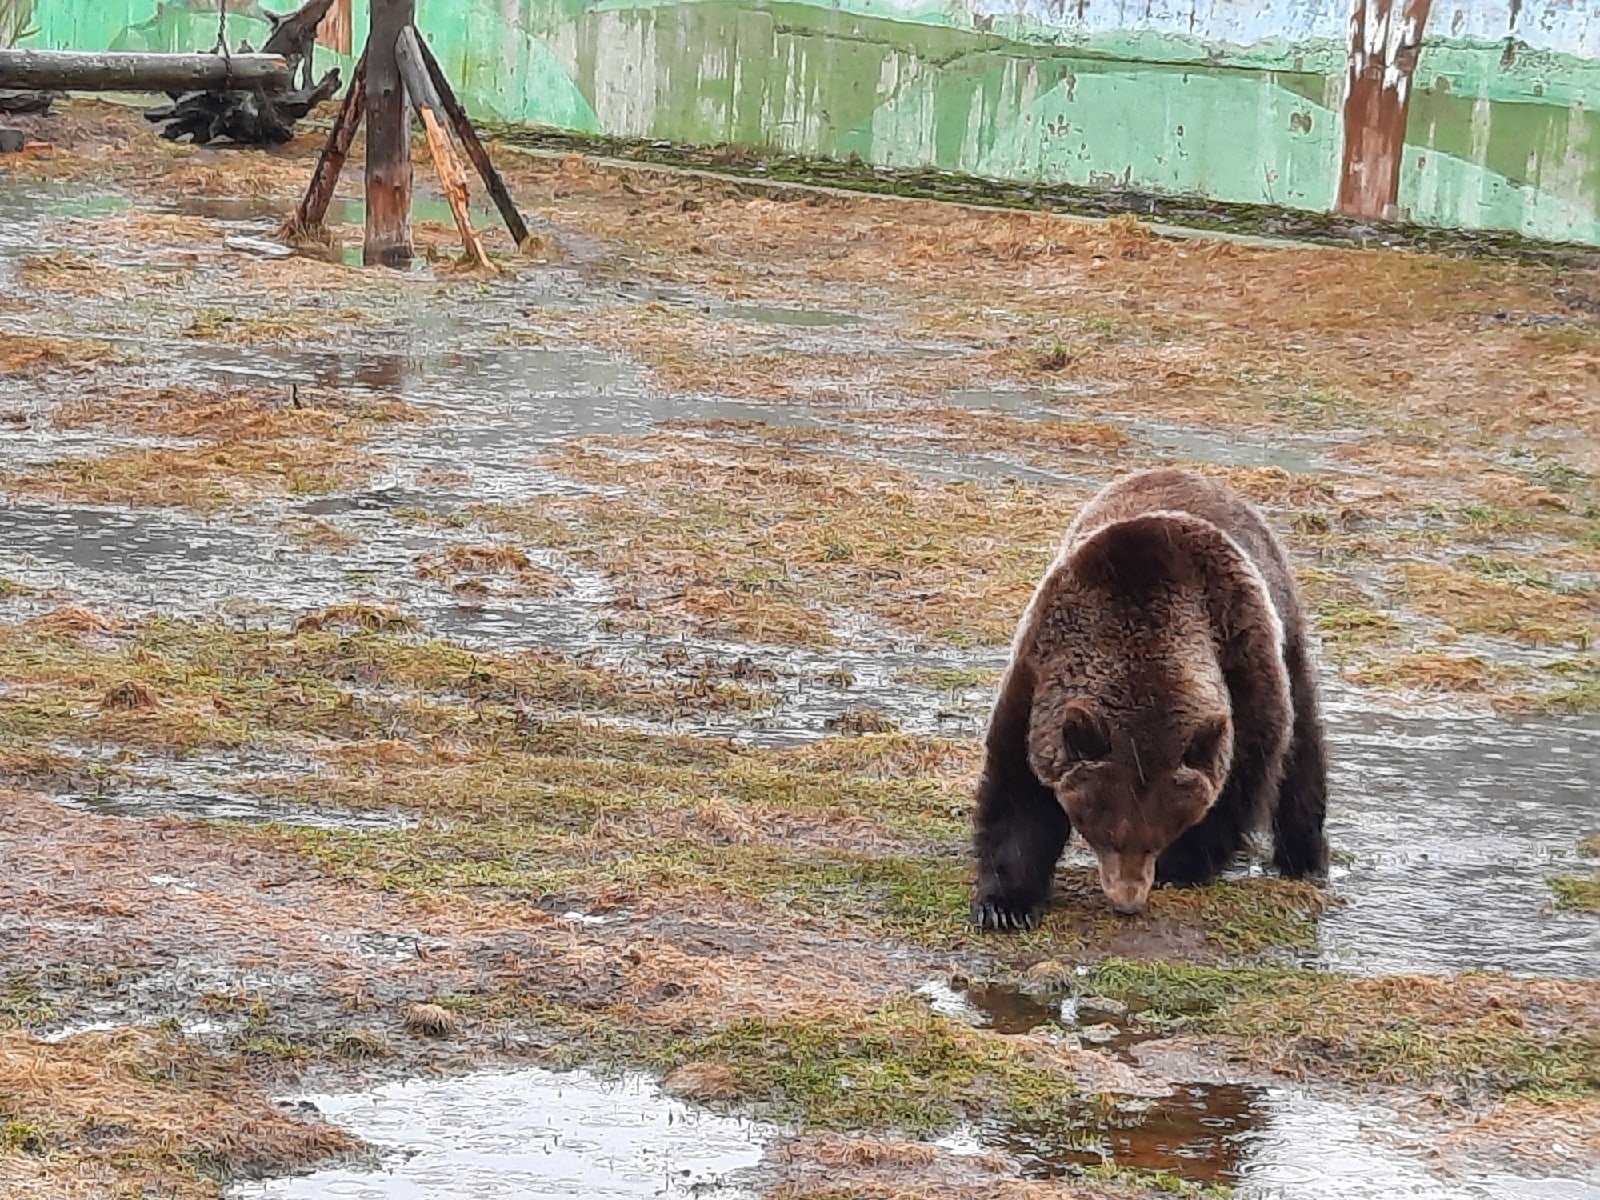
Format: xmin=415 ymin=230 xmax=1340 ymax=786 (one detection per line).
xmin=21 ymin=0 xmax=1600 ymax=245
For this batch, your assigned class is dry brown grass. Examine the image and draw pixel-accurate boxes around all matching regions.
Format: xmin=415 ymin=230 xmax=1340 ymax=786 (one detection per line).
xmin=0 ymin=1028 xmax=354 ymax=1199
xmin=1397 ymin=562 xmax=1598 ymax=646
xmin=15 ymin=250 xmax=123 ymax=296
xmin=6 ymin=387 xmax=422 ymax=513
xmin=414 ymin=543 xmax=569 ymax=598
xmin=483 ymin=432 xmax=1072 ymax=648
xmin=0 ymin=336 xmax=120 ymax=376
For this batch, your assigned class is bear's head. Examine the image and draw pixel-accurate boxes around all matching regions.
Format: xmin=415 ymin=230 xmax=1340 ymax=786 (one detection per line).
xmin=1027 ymin=682 xmax=1233 ymax=915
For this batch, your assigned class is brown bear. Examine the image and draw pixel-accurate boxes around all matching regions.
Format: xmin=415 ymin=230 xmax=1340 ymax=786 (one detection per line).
xmin=971 ymin=467 xmax=1328 ymax=928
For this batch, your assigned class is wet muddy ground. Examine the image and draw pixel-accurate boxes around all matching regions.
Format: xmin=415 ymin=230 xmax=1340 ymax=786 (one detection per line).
xmin=0 ymin=102 xmax=1597 ymax=1199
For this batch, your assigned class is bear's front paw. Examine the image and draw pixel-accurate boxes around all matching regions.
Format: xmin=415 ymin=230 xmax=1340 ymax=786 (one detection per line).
xmin=971 ymin=896 xmax=1042 ymax=932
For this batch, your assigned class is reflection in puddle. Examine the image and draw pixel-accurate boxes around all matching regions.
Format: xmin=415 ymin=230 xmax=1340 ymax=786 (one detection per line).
xmin=57 ymin=782 xmax=413 ymax=833
xmin=924 ymin=978 xmax=1600 ymax=1198
xmin=946 ymin=1085 xmax=1600 ymax=1198
xmin=230 ymin=1067 xmax=771 ymax=1200
xmin=948 ymin=1083 xmax=1264 ymax=1184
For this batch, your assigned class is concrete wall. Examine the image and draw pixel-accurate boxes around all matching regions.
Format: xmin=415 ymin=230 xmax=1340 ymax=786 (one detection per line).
xmin=21 ymin=0 xmax=1600 ymax=244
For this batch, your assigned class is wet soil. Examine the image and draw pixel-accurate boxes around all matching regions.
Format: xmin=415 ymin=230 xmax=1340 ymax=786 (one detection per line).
xmin=0 ymin=100 xmax=1596 ymax=1200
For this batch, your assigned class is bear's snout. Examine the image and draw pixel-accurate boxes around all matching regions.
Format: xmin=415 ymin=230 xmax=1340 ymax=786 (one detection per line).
xmin=1095 ymin=850 xmax=1155 ymax=917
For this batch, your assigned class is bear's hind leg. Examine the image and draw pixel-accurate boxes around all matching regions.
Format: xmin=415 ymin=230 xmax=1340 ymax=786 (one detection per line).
xmin=972 ymin=664 xmax=1068 ymax=931
xmin=1272 ymin=645 xmax=1329 ymax=878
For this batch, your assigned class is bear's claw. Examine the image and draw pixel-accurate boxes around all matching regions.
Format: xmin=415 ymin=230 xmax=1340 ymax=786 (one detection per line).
xmin=971 ymin=899 xmax=1041 ymax=932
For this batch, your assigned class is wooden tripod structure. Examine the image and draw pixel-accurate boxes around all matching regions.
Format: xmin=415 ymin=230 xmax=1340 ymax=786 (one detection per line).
xmin=287 ymin=0 xmax=527 ymax=269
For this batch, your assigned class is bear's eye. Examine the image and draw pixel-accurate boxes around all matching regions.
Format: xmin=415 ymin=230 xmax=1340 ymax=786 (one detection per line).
xmin=1061 ymin=703 xmax=1112 ymax=763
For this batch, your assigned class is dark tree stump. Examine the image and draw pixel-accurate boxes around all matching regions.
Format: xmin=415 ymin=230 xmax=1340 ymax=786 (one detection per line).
xmin=141 ymin=0 xmax=339 ymax=147
xmin=145 ymin=69 xmax=340 ymax=145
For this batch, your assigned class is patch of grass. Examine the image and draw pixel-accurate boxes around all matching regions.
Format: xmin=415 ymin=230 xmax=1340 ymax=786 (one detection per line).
xmin=0 ymin=978 xmax=52 ymax=1030
xmin=1549 ymin=874 xmax=1600 ymax=913
xmin=648 ymin=1000 xmax=1078 ymax=1132
xmin=415 ymin=543 xmax=568 ymax=598
xmin=894 ymin=664 xmax=1002 ymax=693
xmin=1267 ymin=384 xmax=1373 ymax=429
xmin=1348 ymin=651 xmax=1523 ymax=697
xmin=1084 ymin=1165 xmax=1234 ymax=1199
xmin=1580 ymin=834 xmax=1600 ymax=859
xmin=253 ymin=765 xmax=1328 ymax=959
xmin=5 ymin=386 xmax=421 ymax=513
xmin=1080 ymin=960 xmax=1600 ymax=1100
xmin=0 ymin=335 xmax=121 ymax=376
xmin=1 ymin=1119 xmax=47 ymax=1154
xmin=477 ymin=433 xmax=1071 ymax=649
xmin=1395 ymin=562 xmax=1596 ymax=647
xmin=0 ymin=612 xmax=768 ymax=756
xmin=0 ymin=1028 xmax=353 ymax=1197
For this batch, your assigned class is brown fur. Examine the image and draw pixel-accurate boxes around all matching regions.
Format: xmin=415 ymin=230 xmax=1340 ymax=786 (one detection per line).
xmin=972 ymin=468 xmax=1329 ymax=927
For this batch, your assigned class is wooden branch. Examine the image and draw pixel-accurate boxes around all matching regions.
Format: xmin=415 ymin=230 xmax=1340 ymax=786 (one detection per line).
xmin=289 ymin=49 xmax=367 ymax=236
xmin=413 ymin=33 xmax=529 ymax=248
xmin=0 ymin=49 xmax=290 ymax=94
xmin=263 ymin=0 xmax=336 ymax=90
xmin=395 ymin=26 xmax=492 ymax=271
xmin=364 ymin=0 xmax=414 ymax=268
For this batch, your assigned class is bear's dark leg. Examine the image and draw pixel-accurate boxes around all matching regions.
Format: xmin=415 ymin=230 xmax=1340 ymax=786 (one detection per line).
xmin=1156 ymin=737 xmax=1276 ymax=886
xmin=1271 ymin=642 xmax=1330 ymax=878
xmin=972 ymin=663 xmax=1068 ymax=931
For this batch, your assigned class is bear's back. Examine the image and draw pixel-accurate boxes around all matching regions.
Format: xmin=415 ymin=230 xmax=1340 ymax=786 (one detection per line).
xmin=1061 ymin=468 xmax=1303 ymax=647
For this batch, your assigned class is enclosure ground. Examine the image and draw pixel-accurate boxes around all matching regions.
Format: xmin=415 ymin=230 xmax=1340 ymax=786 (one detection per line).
xmin=0 ymin=101 xmax=1597 ymax=1199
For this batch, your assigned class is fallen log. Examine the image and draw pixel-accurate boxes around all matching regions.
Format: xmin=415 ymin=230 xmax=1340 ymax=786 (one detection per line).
xmin=142 ymin=0 xmax=340 ymax=147
xmin=0 ymin=49 xmax=290 ymax=94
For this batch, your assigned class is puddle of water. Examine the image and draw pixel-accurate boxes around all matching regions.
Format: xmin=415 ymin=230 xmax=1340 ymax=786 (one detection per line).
xmin=950 ymin=1082 xmax=1266 ymax=1183
xmin=945 ymin=1085 xmax=1600 ymax=1198
xmin=229 ymin=1066 xmax=771 ymax=1200
xmin=1319 ymin=693 xmax=1600 ymax=978
xmin=715 ymin=302 xmax=862 ymax=328
xmin=55 ymin=783 xmax=414 ymax=833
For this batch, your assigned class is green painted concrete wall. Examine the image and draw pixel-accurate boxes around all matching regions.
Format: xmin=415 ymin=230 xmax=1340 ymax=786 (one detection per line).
xmin=17 ymin=0 xmax=1600 ymax=245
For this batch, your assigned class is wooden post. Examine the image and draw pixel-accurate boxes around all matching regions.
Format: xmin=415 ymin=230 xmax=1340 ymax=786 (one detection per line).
xmin=288 ymin=49 xmax=367 ymax=237
xmin=394 ymin=27 xmax=493 ymax=271
xmin=0 ymin=49 xmax=290 ymax=93
xmin=364 ymin=0 xmax=414 ymax=268
xmin=414 ymin=34 xmax=530 ymax=248
xmin=1336 ymin=0 xmax=1432 ymax=221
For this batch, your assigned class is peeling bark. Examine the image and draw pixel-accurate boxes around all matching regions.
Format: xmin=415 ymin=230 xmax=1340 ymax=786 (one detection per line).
xmin=1337 ymin=0 xmax=1433 ymax=221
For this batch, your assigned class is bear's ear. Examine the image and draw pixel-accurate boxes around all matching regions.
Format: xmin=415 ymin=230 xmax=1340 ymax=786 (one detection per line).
xmin=1182 ymin=712 xmax=1230 ymax=772
xmin=1061 ymin=700 xmax=1113 ymax=764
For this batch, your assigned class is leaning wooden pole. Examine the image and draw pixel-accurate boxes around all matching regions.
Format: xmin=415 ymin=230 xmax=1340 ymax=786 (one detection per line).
xmin=364 ymin=0 xmax=414 ymax=267
xmin=0 ymin=48 xmax=290 ymax=93
xmin=394 ymin=27 xmax=492 ymax=271
xmin=413 ymin=34 xmax=530 ymax=248
xmin=288 ymin=48 xmax=368 ymax=237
